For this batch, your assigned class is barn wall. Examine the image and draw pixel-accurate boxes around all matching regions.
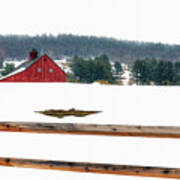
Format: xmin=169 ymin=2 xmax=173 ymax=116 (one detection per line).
xmin=0 ymin=55 xmax=66 ymax=82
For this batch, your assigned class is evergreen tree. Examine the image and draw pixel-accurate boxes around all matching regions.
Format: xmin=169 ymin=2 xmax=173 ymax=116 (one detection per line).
xmin=154 ymin=61 xmax=174 ymax=85
xmin=174 ymin=62 xmax=180 ymax=84
xmin=71 ymin=54 xmax=113 ymax=83
xmin=114 ymin=61 xmax=122 ymax=75
xmin=132 ymin=58 xmax=178 ymax=85
xmin=132 ymin=59 xmax=152 ymax=85
xmin=1 ymin=63 xmax=15 ymax=76
xmin=70 ymin=56 xmax=88 ymax=82
xmin=94 ymin=54 xmax=113 ymax=82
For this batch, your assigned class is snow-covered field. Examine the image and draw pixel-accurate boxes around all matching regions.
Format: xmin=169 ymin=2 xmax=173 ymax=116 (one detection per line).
xmin=0 ymin=83 xmax=180 ymax=180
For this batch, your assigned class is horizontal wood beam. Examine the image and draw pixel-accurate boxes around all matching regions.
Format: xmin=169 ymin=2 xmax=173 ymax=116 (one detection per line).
xmin=0 ymin=121 xmax=180 ymax=138
xmin=0 ymin=157 xmax=179 ymax=178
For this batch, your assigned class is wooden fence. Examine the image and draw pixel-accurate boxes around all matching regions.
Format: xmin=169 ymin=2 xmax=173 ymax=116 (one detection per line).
xmin=0 ymin=121 xmax=180 ymax=179
xmin=1 ymin=121 xmax=180 ymax=138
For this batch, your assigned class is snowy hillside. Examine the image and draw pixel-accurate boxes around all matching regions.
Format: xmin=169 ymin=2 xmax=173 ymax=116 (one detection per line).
xmin=0 ymin=83 xmax=180 ymax=180
xmin=55 ymin=59 xmax=72 ymax=73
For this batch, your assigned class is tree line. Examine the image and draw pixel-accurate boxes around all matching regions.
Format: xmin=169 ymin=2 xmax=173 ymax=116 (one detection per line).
xmin=132 ymin=59 xmax=180 ymax=85
xmin=1 ymin=34 xmax=180 ymax=64
xmin=2 ymin=52 xmax=180 ymax=86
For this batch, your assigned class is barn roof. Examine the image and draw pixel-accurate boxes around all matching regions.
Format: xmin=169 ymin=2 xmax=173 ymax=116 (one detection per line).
xmin=14 ymin=56 xmax=40 ymax=71
xmin=0 ymin=56 xmax=40 ymax=80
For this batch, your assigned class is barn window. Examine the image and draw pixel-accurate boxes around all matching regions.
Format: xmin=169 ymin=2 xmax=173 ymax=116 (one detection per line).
xmin=37 ymin=68 xmax=41 ymax=72
xmin=49 ymin=68 xmax=53 ymax=73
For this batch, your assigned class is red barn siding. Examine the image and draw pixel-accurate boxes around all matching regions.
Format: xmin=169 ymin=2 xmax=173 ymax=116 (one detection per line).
xmin=0 ymin=55 xmax=66 ymax=82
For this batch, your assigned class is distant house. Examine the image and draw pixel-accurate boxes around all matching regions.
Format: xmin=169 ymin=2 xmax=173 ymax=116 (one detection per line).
xmin=0 ymin=49 xmax=66 ymax=82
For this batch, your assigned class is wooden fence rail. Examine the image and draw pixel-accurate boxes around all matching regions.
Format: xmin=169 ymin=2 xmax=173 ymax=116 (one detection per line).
xmin=1 ymin=122 xmax=180 ymax=178
xmin=1 ymin=121 xmax=180 ymax=138
xmin=0 ymin=157 xmax=179 ymax=179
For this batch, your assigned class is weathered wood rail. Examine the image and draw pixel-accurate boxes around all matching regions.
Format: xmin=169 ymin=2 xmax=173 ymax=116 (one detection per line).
xmin=1 ymin=121 xmax=180 ymax=138
xmin=0 ymin=157 xmax=180 ymax=179
xmin=1 ymin=121 xmax=180 ymax=178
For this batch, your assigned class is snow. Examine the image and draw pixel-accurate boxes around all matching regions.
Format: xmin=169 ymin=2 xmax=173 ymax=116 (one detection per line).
xmin=121 ymin=69 xmax=132 ymax=85
xmin=55 ymin=59 xmax=72 ymax=73
xmin=0 ymin=83 xmax=180 ymax=180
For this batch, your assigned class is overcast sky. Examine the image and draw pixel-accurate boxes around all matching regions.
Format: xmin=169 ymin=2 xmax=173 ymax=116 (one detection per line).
xmin=1 ymin=0 xmax=180 ymax=44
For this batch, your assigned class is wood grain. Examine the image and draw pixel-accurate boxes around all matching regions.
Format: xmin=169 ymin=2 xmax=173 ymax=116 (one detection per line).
xmin=0 ymin=157 xmax=179 ymax=178
xmin=0 ymin=122 xmax=180 ymax=138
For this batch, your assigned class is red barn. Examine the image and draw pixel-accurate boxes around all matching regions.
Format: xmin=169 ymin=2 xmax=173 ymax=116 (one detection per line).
xmin=0 ymin=49 xmax=66 ymax=82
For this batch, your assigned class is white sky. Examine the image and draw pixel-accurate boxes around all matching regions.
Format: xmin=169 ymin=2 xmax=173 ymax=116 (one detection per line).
xmin=1 ymin=0 xmax=180 ymax=44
